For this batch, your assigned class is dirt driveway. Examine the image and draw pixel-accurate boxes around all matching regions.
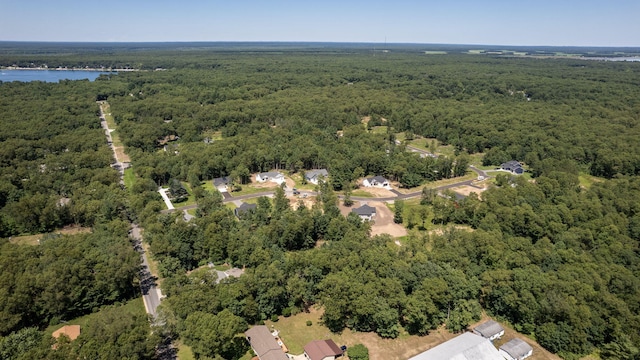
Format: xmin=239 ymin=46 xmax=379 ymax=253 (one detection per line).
xmin=339 ymin=201 xmax=407 ymax=238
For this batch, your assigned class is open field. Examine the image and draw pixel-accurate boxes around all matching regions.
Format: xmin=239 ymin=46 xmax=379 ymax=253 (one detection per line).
xmin=9 ymin=226 xmax=92 ymax=245
xmin=261 ymin=307 xmax=560 ymax=360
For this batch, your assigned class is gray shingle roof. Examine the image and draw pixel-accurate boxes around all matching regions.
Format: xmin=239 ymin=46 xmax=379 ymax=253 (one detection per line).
xmin=474 ymin=320 xmax=504 ymax=338
xmin=305 ymin=169 xmax=328 ymax=181
xmin=245 ymin=326 xmax=288 ymax=360
xmin=351 ymin=204 xmax=376 ymax=216
xmin=500 ymin=338 xmax=533 ymax=359
xmin=213 ymin=176 xmax=229 ymax=187
xmin=259 ymin=171 xmax=283 ymax=179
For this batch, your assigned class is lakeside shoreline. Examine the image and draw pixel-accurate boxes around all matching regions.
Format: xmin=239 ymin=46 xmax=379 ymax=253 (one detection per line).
xmin=1 ymin=66 xmax=140 ymax=72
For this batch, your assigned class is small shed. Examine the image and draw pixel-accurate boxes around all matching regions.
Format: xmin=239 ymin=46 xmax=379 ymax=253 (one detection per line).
xmin=473 ymin=320 xmax=505 ymax=341
xmin=499 ymin=338 xmax=533 ymax=360
xmin=304 ymin=339 xmax=344 ymax=360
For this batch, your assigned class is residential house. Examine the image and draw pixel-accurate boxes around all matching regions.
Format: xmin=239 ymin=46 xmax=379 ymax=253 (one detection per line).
xmin=499 ymin=338 xmax=533 ymax=360
xmin=362 ymin=175 xmax=390 ymax=188
xmin=473 ymin=320 xmax=505 ymax=341
xmin=234 ymin=202 xmax=257 ymax=218
xmin=351 ymin=204 xmax=377 ymax=221
xmin=304 ymin=339 xmax=344 ymax=360
xmin=305 ymin=169 xmax=329 ymax=185
xmin=409 ymin=332 xmax=503 ymax=360
xmin=245 ymin=326 xmax=289 ymax=360
xmin=257 ymin=171 xmax=285 ymax=185
xmin=213 ymin=176 xmax=230 ymax=192
xmin=500 ymin=160 xmax=524 ymax=175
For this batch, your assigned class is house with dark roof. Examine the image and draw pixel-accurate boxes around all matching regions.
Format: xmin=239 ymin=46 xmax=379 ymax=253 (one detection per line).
xmin=500 ymin=160 xmax=524 ymax=175
xmin=305 ymin=169 xmax=329 ymax=185
xmin=245 ymin=326 xmax=289 ymax=360
xmin=257 ymin=171 xmax=285 ymax=184
xmin=473 ymin=320 xmax=505 ymax=341
xmin=409 ymin=332 xmax=503 ymax=360
xmin=304 ymin=339 xmax=343 ymax=360
xmin=234 ymin=202 xmax=257 ymax=218
xmin=213 ymin=176 xmax=230 ymax=192
xmin=362 ymin=175 xmax=390 ymax=188
xmin=351 ymin=204 xmax=377 ymax=221
xmin=499 ymin=338 xmax=533 ymax=360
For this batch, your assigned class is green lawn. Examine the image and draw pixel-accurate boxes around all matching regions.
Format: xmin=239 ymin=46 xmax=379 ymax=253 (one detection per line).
xmin=351 ymin=190 xmax=374 ymax=198
xmin=44 ymin=298 xmax=145 ymax=338
xmin=289 ymin=173 xmax=319 ymax=191
xmin=578 ymin=173 xmax=604 ymax=189
xmin=370 ymin=125 xmax=389 ymax=134
xmin=177 ymin=341 xmax=196 ymax=360
xmin=230 ymin=184 xmax=278 ymax=197
xmin=124 ymin=168 xmax=136 ymax=189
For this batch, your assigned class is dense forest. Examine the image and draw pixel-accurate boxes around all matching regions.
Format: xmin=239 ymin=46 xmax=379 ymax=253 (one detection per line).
xmin=1 ymin=45 xmax=640 ymax=360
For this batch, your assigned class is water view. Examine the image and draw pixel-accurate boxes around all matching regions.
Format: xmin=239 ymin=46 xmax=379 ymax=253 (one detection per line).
xmin=0 ymin=69 xmax=114 ymax=83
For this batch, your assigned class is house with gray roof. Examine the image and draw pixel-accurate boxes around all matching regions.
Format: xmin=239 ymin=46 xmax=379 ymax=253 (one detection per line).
xmin=409 ymin=332 xmax=503 ymax=360
xmin=499 ymin=338 xmax=533 ymax=360
xmin=500 ymin=160 xmax=524 ymax=175
xmin=351 ymin=204 xmax=377 ymax=221
xmin=362 ymin=175 xmax=390 ymax=188
xmin=213 ymin=176 xmax=230 ymax=192
xmin=305 ymin=169 xmax=329 ymax=185
xmin=245 ymin=326 xmax=288 ymax=360
xmin=257 ymin=171 xmax=285 ymax=185
xmin=234 ymin=202 xmax=257 ymax=218
xmin=473 ymin=320 xmax=505 ymax=341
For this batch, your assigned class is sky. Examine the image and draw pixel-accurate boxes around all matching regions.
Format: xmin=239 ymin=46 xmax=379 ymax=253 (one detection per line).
xmin=1 ymin=0 xmax=639 ymax=47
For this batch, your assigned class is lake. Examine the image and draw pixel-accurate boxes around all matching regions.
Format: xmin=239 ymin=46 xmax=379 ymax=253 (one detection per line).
xmin=0 ymin=69 xmax=115 ymax=83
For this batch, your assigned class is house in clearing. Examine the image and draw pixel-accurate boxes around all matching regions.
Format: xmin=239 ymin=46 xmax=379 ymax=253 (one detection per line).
xmin=304 ymin=339 xmax=344 ymax=360
xmin=499 ymin=338 xmax=533 ymax=360
xmin=362 ymin=175 xmax=390 ymax=188
xmin=245 ymin=325 xmax=289 ymax=360
xmin=500 ymin=160 xmax=524 ymax=175
xmin=234 ymin=202 xmax=257 ymax=218
xmin=408 ymin=332 xmax=503 ymax=360
xmin=305 ymin=169 xmax=329 ymax=185
xmin=473 ymin=320 xmax=505 ymax=341
xmin=351 ymin=204 xmax=377 ymax=221
xmin=213 ymin=176 xmax=230 ymax=192
xmin=257 ymin=171 xmax=285 ymax=185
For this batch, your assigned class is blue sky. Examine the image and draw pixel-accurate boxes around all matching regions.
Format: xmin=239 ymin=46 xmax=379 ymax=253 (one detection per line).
xmin=2 ymin=0 xmax=639 ymax=46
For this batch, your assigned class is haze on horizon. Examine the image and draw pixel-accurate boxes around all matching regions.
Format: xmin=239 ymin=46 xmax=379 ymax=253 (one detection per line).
xmin=2 ymin=0 xmax=639 ymax=47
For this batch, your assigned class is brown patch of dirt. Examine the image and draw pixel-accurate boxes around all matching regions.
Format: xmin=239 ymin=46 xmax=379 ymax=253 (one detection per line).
xmin=428 ymin=225 xmax=474 ymax=236
xmin=451 ymin=185 xmax=487 ymax=197
xmin=289 ymin=196 xmax=317 ymax=210
xmin=357 ymin=185 xmax=396 ymax=198
xmin=284 ymin=177 xmax=296 ymax=189
xmin=339 ymin=201 xmax=407 ymax=238
xmin=361 ymin=116 xmax=371 ymax=124
xmin=115 ymin=147 xmax=130 ymax=162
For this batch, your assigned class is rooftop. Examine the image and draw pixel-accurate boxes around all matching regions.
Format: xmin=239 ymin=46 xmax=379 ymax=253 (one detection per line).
xmin=500 ymin=338 xmax=533 ymax=359
xmin=409 ymin=332 xmax=503 ymax=360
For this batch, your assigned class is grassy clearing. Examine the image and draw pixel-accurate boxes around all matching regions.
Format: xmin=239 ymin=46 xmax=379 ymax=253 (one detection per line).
xmin=264 ymin=307 xmax=460 ymax=360
xmin=370 ymin=125 xmax=388 ymax=134
xmin=124 ymin=168 xmax=136 ymax=189
xmin=351 ymin=190 xmax=374 ymax=198
xmin=176 ymin=341 xmax=196 ymax=360
xmin=9 ymin=227 xmax=92 ymax=246
xmin=578 ymin=173 xmax=604 ymax=189
xmin=44 ymin=298 xmax=145 ymax=338
xmin=230 ymin=184 xmax=278 ymax=197
xmin=424 ymin=51 xmax=447 ymax=55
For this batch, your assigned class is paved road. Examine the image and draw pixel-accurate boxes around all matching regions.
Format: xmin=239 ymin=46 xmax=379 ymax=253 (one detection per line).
xmin=130 ymin=224 xmax=162 ymax=318
xmin=98 ymin=102 xmax=163 ymax=318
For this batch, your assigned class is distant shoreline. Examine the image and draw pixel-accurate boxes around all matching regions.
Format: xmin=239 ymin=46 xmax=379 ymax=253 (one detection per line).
xmin=1 ymin=66 xmax=139 ymax=72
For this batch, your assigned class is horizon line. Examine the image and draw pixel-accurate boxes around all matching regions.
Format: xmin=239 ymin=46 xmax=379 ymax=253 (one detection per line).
xmin=1 ymin=40 xmax=639 ymax=49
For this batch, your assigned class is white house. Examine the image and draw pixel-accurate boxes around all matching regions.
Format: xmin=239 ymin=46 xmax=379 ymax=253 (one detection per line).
xmin=499 ymin=338 xmax=533 ymax=360
xmin=305 ymin=169 xmax=328 ymax=185
xmin=362 ymin=175 xmax=390 ymax=189
xmin=256 ymin=171 xmax=285 ymax=185
xmin=213 ymin=176 xmax=230 ymax=192
xmin=473 ymin=320 xmax=505 ymax=341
